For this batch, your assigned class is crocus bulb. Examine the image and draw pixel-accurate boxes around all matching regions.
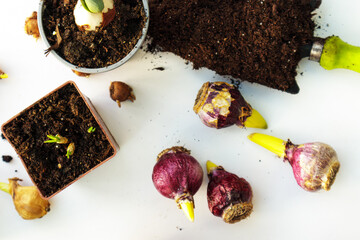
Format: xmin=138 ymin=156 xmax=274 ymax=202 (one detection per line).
xmin=74 ymin=0 xmax=116 ymax=31
xmin=248 ymin=133 xmax=340 ymax=191
xmin=0 ymin=178 xmax=50 ymax=220
xmin=152 ymin=147 xmax=204 ymax=222
xmin=206 ymin=161 xmax=253 ymax=224
xmin=193 ymin=82 xmax=267 ymax=129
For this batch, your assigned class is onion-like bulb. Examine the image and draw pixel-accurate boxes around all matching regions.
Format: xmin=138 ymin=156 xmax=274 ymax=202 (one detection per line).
xmin=152 ymin=146 xmax=203 ymax=222
xmin=206 ymin=161 xmax=253 ymax=223
xmin=0 ymin=178 xmax=50 ymax=219
xmin=248 ymin=133 xmax=340 ymax=191
xmin=193 ymin=82 xmax=267 ymax=129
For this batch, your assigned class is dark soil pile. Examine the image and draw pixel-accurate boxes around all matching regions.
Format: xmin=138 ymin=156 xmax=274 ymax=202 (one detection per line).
xmin=2 ymin=83 xmax=115 ymax=198
xmin=148 ymin=0 xmax=320 ymax=93
xmin=42 ymin=0 xmax=146 ymax=68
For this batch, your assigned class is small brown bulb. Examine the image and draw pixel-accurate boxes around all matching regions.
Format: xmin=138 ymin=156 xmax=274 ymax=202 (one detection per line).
xmin=25 ymin=12 xmax=40 ymax=39
xmin=109 ymin=81 xmax=136 ymax=107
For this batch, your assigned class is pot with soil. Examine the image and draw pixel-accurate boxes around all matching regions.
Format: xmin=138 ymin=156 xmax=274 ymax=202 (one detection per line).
xmin=1 ymin=81 xmax=118 ymax=199
xmin=38 ymin=0 xmax=149 ymax=74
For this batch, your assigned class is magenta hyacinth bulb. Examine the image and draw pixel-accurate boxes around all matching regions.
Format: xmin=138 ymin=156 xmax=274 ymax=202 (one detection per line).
xmin=152 ymin=147 xmax=203 ymax=199
xmin=248 ymin=133 xmax=340 ymax=192
xmin=152 ymin=146 xmax=204 ymax=222
xmin=207 ymin=161 xmax=253 ymax=223
xmin=285 ymin=142 xmax=340 ymax=191
xmin=193 ymin=82 xmax=253 ymax=129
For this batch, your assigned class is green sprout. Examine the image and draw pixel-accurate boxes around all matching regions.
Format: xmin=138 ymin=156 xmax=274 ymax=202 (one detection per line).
xmin=66 ymin=143 xmax=75 ymax=159
xmin=80 ymin=0 xmax=104 ymax=13
xmin=87 ymin=126 xmax=96 ymax=133
xmin=44 ymin=134 xmax=68 ymax=144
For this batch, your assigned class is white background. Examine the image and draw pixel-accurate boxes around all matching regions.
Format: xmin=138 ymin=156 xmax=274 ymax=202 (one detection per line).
xmin=1 ymin=0 xmax=360 ymax=239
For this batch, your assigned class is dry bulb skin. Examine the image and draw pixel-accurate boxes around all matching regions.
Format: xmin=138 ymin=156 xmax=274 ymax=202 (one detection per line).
xmin=24 ymin=12 xmax=40 ymax=39
xmin=152 ymin=146 xmax=204 ymax=222
xmin=206 ymin=161 xmax=253 ymax=224
xmin=109 ymin=81 xmax=136 ymax=107
xmin=72 ymin=70 xmax=91 ymax=77
xmin=248 ymin=133 xmax=340 ymax=191
xmin=0 ymin=178 xmax=50 ymax=220
xmin=193 ymin=82 xmax=267 ymax=129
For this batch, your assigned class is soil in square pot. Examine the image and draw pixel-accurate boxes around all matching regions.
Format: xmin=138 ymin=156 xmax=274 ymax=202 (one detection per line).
xmin=39 ymin=0 xmax=148 ymax=73
xmin=1 ymin=81 xmax=118 ymax=199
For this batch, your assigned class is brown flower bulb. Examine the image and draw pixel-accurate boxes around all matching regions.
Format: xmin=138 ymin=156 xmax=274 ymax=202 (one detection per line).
xmin=109 ymin=81 xmax=136 ymax=107
xmin=0 ymin=178 xmax=50 ymax=220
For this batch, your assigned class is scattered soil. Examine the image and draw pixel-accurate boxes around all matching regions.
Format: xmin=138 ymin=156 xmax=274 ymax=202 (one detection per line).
xmin=148 ymin=0 xmax=320 ymax=93
xmin=153 ymin=67 xmax=165 ymax=71
xmin=2 ymin=155 xmax=13 ymax=163
xmin=42 ymin=0 xmax=146 ymax=68
xmin=2 ymin=83 xmax=115 ymax=198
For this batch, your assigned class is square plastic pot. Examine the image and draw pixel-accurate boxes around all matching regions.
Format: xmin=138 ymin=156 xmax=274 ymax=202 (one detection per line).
xmin=1 ymin=81 xmax=119 ymax=199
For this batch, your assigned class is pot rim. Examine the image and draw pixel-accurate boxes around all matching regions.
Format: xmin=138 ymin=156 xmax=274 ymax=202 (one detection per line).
xmin=1 ymin=81 xmax=119 ymax=199
xmin=37 ymin=0 xmax=150 ymax=74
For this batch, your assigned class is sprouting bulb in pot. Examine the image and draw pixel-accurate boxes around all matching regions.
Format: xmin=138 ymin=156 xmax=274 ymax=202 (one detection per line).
xmin=74 ymin=0 xmax=116 ymax=31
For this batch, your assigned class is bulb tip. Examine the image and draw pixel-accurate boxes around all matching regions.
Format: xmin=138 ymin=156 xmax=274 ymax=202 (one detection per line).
xmin=243 ymin=109 xmax=268 ymax=129
xmin=206 ymin=160 xmax=218 ymax=174
xmin=247 ymin=133 xmax=255 ymax=140
xmin=179 ymin=200 xmax=195 ymax=222
xmin=248 ymin=133 xmax=286 ymax=158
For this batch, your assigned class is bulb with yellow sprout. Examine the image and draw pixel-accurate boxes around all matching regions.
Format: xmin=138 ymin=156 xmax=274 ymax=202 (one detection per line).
xmin=0 ymin=178 xmax=50 ymax=219
xmin=193 ymin=82 xmax=267 ymax=129
xmin=248 ymin=133 xmax=340 ymax=191
xmin=152 ymin=147 xmax=203 ymax=222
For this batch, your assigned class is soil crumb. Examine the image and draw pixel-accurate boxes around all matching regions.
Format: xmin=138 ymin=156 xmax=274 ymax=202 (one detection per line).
xmin=153 ymin=67 xmax=165 ymax=71
xmin=2 ymin=155 xmax=13 ymax=163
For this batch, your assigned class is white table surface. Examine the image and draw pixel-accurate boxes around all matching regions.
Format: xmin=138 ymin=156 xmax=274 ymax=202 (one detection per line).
xmin=1 ymin=1 xmax=360 ymax=239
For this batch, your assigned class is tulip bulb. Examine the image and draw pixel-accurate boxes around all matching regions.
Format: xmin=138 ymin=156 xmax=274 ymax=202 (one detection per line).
xmin=0 ymin=178 xmax=50 ymax=219
xmin=248 ymin=133 xmax=340 ymax=191
xmin=193 ymin=82 xmax=267 ymax=129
